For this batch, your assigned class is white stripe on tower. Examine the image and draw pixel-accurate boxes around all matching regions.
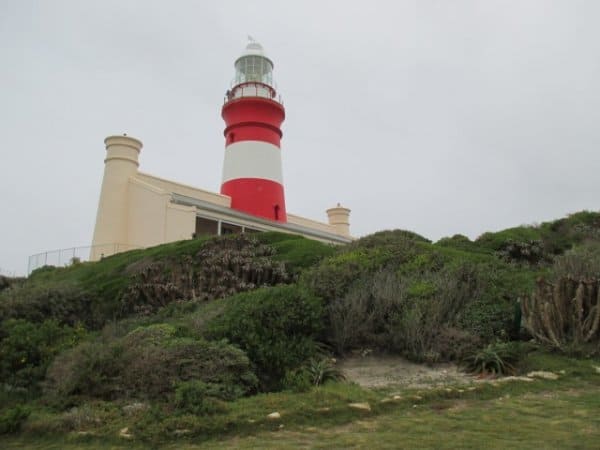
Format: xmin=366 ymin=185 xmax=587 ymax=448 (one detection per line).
xmin=222 ymin=141 xmax=283 ymax=184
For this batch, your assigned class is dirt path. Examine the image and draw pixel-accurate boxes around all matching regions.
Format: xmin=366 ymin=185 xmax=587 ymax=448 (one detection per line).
xmin=338 ymin=355 xmax=475 ymax=389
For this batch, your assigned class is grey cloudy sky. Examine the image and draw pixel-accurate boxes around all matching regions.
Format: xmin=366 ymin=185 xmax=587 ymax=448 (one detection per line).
xmin=1 ymin=1 xmax=599 ymax=275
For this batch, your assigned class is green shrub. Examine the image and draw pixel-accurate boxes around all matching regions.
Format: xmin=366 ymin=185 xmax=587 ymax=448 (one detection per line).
xmin=303 ymin=358 xmax=346 ymax=386
xmin=551 ymin=241 xmax=600 ymax=280
xmin=281 ymin=369 xmax=312 ymax=393
xmin=456 ymin=261 xmax=535 ymax=341
xmin=301 ymin=230 xmax=430 ymax=304
xmin=0 ymin=405 xmax=30 ymax=435
xmin=496 ymin=239 xmax=550 ymax=266
xmin=461 ymin=342 xmax=521 ymax=375
xmin=0 ymin=281 xmax=99 ymax=328
xmin=45 ymin=325 xmax=257 ymax=402
xmin=174 ymin=380 xmax=228 ymax=415
xmin=475 ymin=227 xmax=544 ymax=253
xmin=0 ymin=319 xmax=85 ymax=391
xmin=120 ymin=234 xmax=290 ymax=316
xmin=0 ymin=275 xmax=25 ymax=293
xmin=44 ymin=340 xmax=125 ymax=401
xmin=436 ymin=234 xmax=481 ymax=253
xmin=208 ymin=285 xmax=324 ymax=390
xmin=120 ymin=334 xmax=257 ymax=401
xmin=256 ymin=232 xmax=336 ymax=276
xmin=326 ymin=264 xmax=485 ymax=361
xmin=281 ymin=358 xmax=345 ymax=392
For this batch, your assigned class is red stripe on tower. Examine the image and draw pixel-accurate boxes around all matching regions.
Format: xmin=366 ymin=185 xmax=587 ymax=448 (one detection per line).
xmin=220 ymin=39 xmax=287 ymax=222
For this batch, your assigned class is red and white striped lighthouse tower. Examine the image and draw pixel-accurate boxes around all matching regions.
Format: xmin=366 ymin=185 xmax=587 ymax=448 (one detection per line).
xmin=220 ymin=39 xmax=287 ymax=222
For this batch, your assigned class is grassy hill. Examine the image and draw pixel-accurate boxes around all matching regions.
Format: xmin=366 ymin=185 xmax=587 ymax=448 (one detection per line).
xmin=1 ymin=211 xmax=600 ymax=447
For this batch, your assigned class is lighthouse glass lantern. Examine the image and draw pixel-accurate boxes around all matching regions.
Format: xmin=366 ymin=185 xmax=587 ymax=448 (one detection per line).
xmin=228 ymin=40 xmax=277 ymax=101
xmin=220 ymin=40 xmax=287 ymax=222
xmin=234 ymin=42 xmax=274 ymax=86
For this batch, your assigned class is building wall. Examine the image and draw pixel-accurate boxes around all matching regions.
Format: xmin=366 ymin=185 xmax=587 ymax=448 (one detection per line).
xmin=128 ymin=177 xmax=195 ymax=248
xmin=136 ymin=172 xmax=231 ymax=208
xmin=165 ymin=202 xmax=196 ymax=242
xmin=287 ymin=213 xmax=338 ymax=235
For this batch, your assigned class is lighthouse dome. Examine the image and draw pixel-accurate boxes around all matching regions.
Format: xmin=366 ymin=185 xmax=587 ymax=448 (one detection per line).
xmin=243 ymin=40 xmax=266 ymax=57
xmin=234 ymin=38 xmax=274 ymax=87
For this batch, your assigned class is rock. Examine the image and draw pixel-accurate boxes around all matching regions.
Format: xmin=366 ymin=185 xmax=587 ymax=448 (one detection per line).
xmin=174 ymin=429 xmax=191 ymax=436
xmin=410 ymin=395 xmax=422 ymax=401
xmin=122 ymin=402 xmax=148 ymax=415
xmin=496 ymin=376 xmax=533 ymax=383
xmin=527 ymin=371 xmax=559 ymax=380
xmin=267 ymin=412 xmax=281 ymax=420
xmin=392 ymin=395 xmax=403 ymax=401
xmin=593 ymin=365 xmax=600 ymax=374
xmin=119 ymin=427 xmax=133 ymax=439
xmin=317 ymin=407 xmax=331 ymax=412
xmin=348 ymin=402 xmax=371 ymax=411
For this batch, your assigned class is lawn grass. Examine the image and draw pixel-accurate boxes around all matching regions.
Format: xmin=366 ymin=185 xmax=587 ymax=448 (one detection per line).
xmin=3 ymin=351 xmax=599 ymax=449
xmin=198 ymin=388 xmax=599 ymax=449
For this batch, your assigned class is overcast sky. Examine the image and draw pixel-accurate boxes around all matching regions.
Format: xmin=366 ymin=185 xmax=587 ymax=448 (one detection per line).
xmin=1 ymin=1 xmax=599 ymax=275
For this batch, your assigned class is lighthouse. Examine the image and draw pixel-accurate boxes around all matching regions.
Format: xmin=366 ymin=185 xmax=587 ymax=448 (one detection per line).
xmin=81 ymin=38 xmax=352 ymax=268
xmin=220 ymin=39 xmax=287 ymax=222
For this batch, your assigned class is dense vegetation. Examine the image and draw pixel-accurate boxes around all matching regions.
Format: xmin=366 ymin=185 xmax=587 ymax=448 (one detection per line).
xmin=1 ymin=211 xmax=600 ymax=444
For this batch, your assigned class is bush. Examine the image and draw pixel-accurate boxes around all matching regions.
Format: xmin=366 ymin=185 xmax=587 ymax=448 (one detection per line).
xmin=44 ymin=340 xmax=125 ymax=401
xmin=303 ymin=358 xmax=345 ymax=386
xmin=0 ymin=275 xmax=25 ymax=293
xmin=0 ymin=405 xmax=30 ymax=435
xmin=326 ymin=264 xmax=485 ymax=362
xmin=281 ymin=358 xmax=344 ymax=392
xmin=0 ymin=319 xmax=85 ymax=391
xmin=521 ymin=277 xmax=600 ymax=355
xmin=551 ymin=242 xmax=600 ymax=280
xmin=174 ymin=381 xmax=228 ymax=415
xmin=120 ymin=333 xmax=257 ymax=401
xmin=496 ymin=239 xmax=550 ymax=266
xmin=461 ymin=342 xmax=521 ymax=375
xmin=208 ymin=285 xmax=324 ymax=390
xmin=436 ymin=234 xmax=481 ymax=253
xmin=281 ymin=369 xmax=312 ymax=393
xmin=475 ymin=227 xmax=544 ymax=253
xmin=256 ymin=232 xmax=336 ymax=276
xmin=120 ymin=234 xmax=290 ymax=316
xmin=301 ymin=230 xmax=429 ymax=304
xmin=45 ymin=324 xmax=257 ymax=402
xmin=0 ymin=281 xmax=99 ymax=328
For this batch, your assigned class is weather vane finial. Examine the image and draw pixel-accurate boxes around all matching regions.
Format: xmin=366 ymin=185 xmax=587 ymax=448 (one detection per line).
xmin=247 ymin=35 xmax=255 ymax=43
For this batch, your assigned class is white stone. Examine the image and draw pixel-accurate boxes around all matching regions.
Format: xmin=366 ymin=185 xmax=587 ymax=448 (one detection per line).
xmin=527 ymin=371 xmax=559 ymax=380
xmin=119 ymin=427 xmax=133 ymax=439
xmin=348 ymin=402 xmax=371 ymax=411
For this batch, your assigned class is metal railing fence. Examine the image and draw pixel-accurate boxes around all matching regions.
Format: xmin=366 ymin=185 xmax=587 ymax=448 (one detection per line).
xmin=27 ymin=243 xmax=141 ymax=275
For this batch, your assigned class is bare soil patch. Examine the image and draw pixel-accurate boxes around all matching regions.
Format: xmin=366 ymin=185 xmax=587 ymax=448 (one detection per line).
xmin=338 ymin=354 xmax=475 ymax=389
